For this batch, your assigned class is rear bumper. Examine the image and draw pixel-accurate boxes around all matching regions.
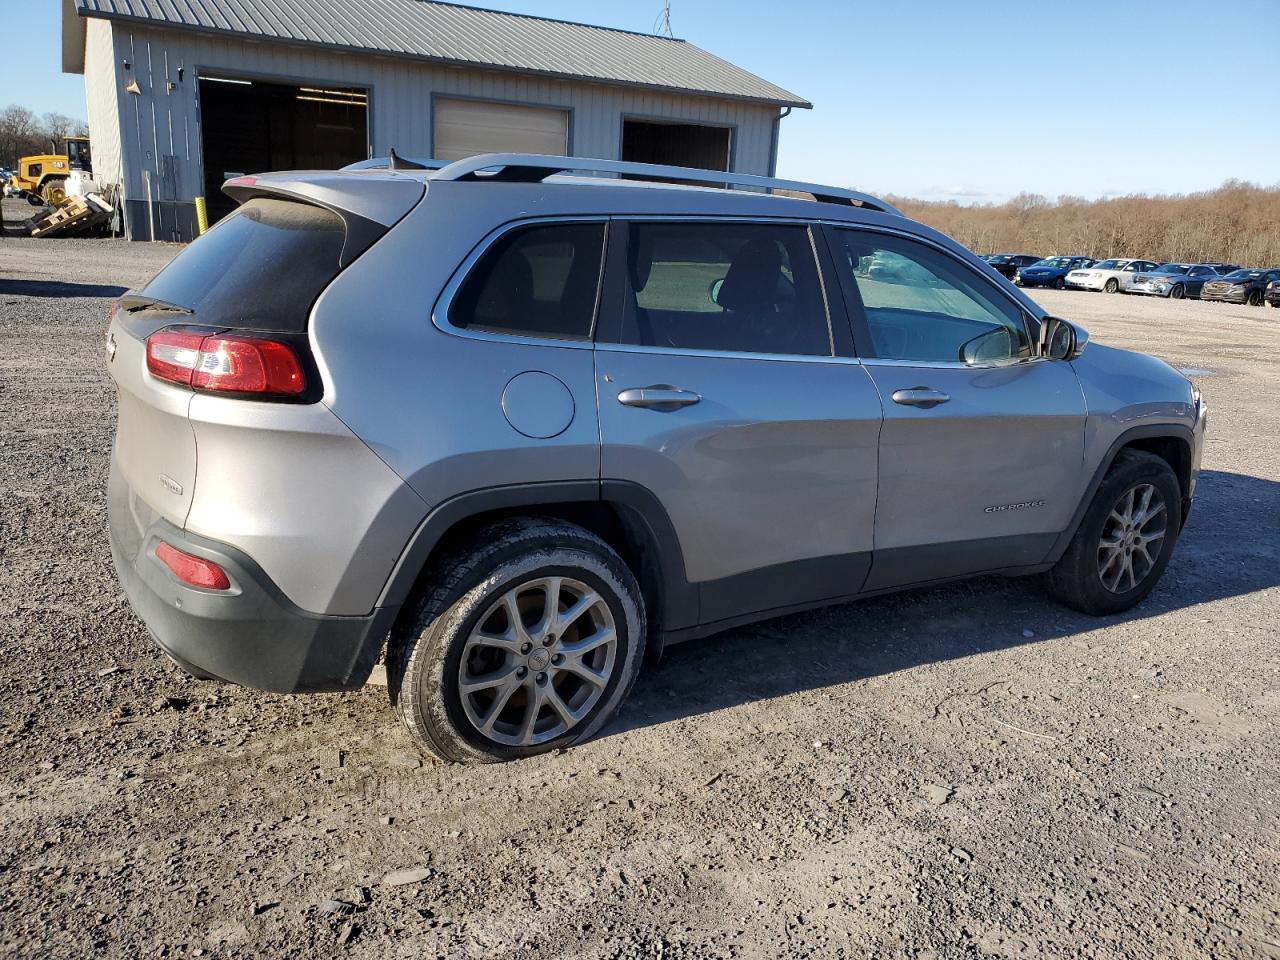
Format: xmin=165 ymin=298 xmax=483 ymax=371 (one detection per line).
xmin=108 ymin=465 xmax=395 ymax=693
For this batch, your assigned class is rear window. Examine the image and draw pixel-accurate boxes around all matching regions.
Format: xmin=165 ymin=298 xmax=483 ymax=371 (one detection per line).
xmin=138 ymin=197 xmax=346 ymax=332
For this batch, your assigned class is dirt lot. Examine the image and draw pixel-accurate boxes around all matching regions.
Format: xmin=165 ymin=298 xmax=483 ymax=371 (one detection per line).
xmin=2 ymin=197 xmax=1278 ymax=959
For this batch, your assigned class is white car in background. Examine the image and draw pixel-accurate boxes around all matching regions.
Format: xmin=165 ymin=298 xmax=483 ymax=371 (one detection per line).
xmin=1066 ymin=258 xmax=1161 ymax=294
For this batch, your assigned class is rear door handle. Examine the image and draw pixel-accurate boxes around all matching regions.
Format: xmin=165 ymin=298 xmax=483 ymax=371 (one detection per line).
xmin=617 ymin=386 xmax=701 ymax=409
xmin=891 ymin=387 xmax=951 ymax=409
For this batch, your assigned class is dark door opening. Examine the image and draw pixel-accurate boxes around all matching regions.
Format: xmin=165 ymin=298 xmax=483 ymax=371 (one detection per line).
xmin=199 ymin=75 xmax=368 ymax=223
xmin=621 ymin=119 xmax=731 ymax=172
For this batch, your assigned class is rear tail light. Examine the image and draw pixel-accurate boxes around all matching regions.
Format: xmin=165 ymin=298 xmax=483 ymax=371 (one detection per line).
xmin=146 ymin=329 xmax=306 ymax=397
xmin=155 ymin=541 xmax=231 ymax=590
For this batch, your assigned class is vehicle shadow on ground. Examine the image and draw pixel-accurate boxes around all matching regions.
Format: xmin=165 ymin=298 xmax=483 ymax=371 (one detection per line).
xmin=606 ymin=469 xmax=1278 ymax=737
xmin=0 ymin=279 xmax=127 ymax=298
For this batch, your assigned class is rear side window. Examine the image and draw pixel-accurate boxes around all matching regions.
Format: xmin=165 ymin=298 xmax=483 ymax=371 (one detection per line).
xmin=138 ymin=197 xmax=346 ymax=332
xmin=619 ymin=221 xmax=831 ymax=357
xmin=450 ymin=222 xmax=605 ymax=340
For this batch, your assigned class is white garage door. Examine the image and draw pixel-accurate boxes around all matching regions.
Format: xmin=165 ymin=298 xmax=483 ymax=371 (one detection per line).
xmin=433 ymin=98 xmax=569 ymax=162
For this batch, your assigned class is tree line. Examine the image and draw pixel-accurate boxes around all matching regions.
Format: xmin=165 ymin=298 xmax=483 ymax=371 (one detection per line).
xmin=0 ymin=104 xmax=88 ymax=169
xmin=891 ymin=180 xmax=1280 ymax=268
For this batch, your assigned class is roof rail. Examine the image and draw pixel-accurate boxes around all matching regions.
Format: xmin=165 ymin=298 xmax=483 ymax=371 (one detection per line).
xmin=430 ymin=153 xmax=902 ymax=216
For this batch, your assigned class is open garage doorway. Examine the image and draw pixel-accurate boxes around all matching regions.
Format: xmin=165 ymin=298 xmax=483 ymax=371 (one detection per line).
xmin=621 ymin=118 xmax=731 ymax=173
xmin=198 ymin=74 xmax=369 ymax=223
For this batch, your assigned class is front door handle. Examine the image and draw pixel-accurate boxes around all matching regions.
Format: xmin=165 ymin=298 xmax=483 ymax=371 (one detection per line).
xmin=617 ymin=385 xmax=701 ymax=410
xmin=891 ymin=387 xmax=951 ymax=409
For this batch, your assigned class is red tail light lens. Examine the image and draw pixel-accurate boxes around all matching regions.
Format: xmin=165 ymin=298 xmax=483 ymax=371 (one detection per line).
xmin=146 ymin=329 xmax=306 ymax=397
xmin=155 ymin=541 xmax=231 ymax=590
xmin=146 ymin=329 xmax=206 ymax=385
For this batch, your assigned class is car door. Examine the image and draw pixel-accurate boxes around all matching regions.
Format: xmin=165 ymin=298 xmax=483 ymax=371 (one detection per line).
xmin=1187 ymin=265 xmax=1217 ymax=296
xmin=824 ymin=225 xmax=1087 ymax=591
xmin=595 ymin=218 xmax=883 ymax=626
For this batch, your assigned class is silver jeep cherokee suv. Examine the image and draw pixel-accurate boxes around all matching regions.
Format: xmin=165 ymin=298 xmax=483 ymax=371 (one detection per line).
xmin=107 ymin=154 xmax=1206 ymax=764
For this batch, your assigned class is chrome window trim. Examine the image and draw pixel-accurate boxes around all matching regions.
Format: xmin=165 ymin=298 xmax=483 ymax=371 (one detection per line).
xmin=594 ymin=341 xmax=865 ymax=366
xmin=430 ymin=215 xmax=610 ymax=351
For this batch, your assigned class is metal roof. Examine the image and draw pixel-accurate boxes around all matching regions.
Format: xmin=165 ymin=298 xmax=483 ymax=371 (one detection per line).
xmin=68 ymin=0 xmax=810 ymax=108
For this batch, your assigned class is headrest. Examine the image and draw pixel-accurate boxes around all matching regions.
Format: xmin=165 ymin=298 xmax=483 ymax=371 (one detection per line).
xmin=716 ymin=239 xmax=783 ymax=313
xmin=629 ymin=231 xmax=654 ymax=293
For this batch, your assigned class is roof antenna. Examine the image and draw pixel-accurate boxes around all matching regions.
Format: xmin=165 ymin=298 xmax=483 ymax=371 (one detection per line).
xmin=653 ymin=1 xmax=673 ymax=37
xmin=388 ymin=147 xmax=428 ymax=171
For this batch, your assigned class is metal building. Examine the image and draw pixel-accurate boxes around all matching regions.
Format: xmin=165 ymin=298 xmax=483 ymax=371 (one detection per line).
xmin=60 ymin=0 xmax=809 ymax=242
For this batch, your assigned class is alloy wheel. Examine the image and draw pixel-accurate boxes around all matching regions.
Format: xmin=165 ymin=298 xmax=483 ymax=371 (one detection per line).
xmin=457 ymin=576 xmax=617 ymax=747
xmin=1097 ymin=483 xmax=1168 ymax=593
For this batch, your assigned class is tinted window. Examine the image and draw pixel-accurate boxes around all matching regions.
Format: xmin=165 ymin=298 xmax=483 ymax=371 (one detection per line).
xmin=139 ymin=197 xmax=347 ymax=332
xmin=451 ymin=222 xmax=605 ymax=340
xmin=834 ymin=230 xmax=1031 ymax=364
xmin=619 ymin=221 xmax=831 ymax=356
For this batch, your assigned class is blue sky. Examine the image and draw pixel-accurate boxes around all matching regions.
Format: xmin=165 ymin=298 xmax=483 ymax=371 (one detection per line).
xmin=9 ymin=0 xmax=1278 ymax=203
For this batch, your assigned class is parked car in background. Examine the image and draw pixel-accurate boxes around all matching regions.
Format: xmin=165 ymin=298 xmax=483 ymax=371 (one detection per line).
xmin=1129 ymin=263 xmax=1229 ymax=299
xmin=983 ymin=253 xmax=1041 ymax=283
xmin=1200 ymin=268 xmax=1280 ymax=306
xmin=1265 ymin=278 xmax=1280 ymax=308
xmin=1017 ymin=256 xmax=1096 ymax=289
xmin=106 ymin=152 xmax=1204 ymax=763
xmin=1066 ymin=258 xmax=1161 ymax=294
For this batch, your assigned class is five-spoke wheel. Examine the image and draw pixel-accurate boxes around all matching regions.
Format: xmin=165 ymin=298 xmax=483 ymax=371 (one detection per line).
xmin=458 ymin=577 xmax=618 ymax=747
xmin=1097 ymin=483 xmax=1167 ymax=593
xmin=390 ymin=518 xmax=644 ymax=763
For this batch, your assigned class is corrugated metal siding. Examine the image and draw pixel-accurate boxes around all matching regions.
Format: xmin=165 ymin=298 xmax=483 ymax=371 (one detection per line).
xmin=74 ymin=0 xmax=808 ymax=107
xmin=83 ymin=18 xmax=122 ymax=191
xmin=113 ymin=22 xmax=780 ymax=213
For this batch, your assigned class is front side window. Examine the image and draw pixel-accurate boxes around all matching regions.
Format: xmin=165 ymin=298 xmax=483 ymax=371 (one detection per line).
xmin=618 ymin=221 xmax=831 ymax=356
xmin=450 ymin=222 xmax=605 ymax=340
xmin=834 ymin=229 xmax=1032 ymax=364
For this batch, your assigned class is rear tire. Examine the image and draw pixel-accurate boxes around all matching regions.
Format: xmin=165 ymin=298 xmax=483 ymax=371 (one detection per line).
xmin=1046 ymin=450 xmax=1181 ymax=615
xmin=1104 ymin=278 xmax=1119 ymax=294
xmin=388 ymin=517 xmax=645 ymax=764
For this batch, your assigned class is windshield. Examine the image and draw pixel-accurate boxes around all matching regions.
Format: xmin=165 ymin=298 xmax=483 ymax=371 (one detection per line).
xmin=1222 ymin=270 xmax=1260 ymax=280
xmin=1153 ymin=264 xmax=1190 ymax=275
xmin=1093 ymin=259 xmax=1124 ymax=269
xmin=1033 ymin=257 xmax=1073 ymax=269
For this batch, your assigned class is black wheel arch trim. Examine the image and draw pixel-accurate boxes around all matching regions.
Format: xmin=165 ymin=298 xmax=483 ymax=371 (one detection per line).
xmin=375 ymin=480 xmax=699 ymax=640
xmin=1048 ymin=422 xmax=1196 ymax=563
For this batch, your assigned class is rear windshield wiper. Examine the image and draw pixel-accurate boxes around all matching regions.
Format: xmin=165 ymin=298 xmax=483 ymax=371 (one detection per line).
xmin=118 ymin=293 xmax=194 ymax=315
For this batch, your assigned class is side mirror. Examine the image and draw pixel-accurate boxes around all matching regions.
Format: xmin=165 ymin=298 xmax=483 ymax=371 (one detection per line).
xmin=1040 ymin=316 xmax=1088 ymax=360
xmin=959 ymin=327 xmax=1013 ymax=365
xmin=709 ymin=277 xmax=724 ymax=305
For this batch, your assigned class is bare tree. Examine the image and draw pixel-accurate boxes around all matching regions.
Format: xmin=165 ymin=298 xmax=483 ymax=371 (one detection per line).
xmin=893 ymin=181 xmax=1280 ymax=267
xmin=0 ymin=104 xmax=89 ymax=168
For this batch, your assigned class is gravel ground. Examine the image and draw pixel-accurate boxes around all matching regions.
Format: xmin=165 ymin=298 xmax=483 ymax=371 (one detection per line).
xmin=2 ymin=197 xmax=1278 ymax=959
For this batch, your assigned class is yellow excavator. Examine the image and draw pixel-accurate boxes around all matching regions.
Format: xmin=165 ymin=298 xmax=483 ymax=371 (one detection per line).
xmin=7 ymin=135 xmax=92 ymax=206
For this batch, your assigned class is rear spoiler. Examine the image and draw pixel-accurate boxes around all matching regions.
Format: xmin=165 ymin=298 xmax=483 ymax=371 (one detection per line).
xmin=223 ymin=172 xmax=425 ymax=267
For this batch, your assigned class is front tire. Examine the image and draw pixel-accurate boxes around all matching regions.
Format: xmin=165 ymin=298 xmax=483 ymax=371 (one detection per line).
xmin=1053 ymin=277 xmax=1066 ymax=290
xmin=389 ymin=518 xmax=645 ymax=763
xmin=1104 ymin=278 xmax=1119 ymax=294
xmin=1047 ymin=450 xmax=1181 ymax=615
xmin=1247 ymin=289 xmax=1262 ymax=307
xmin=1170 ymin=284 xmax=1185 ymax=300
